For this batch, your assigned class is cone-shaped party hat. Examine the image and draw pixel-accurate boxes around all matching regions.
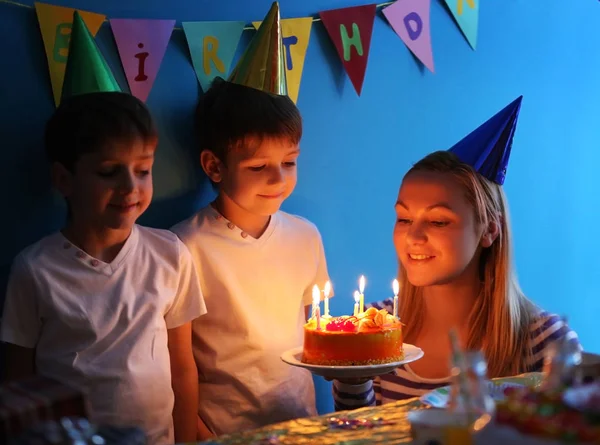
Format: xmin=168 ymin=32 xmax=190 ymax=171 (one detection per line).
xmin=449 ymin=96 xmax=523 ymax=185
xmin=227 ymin=1 xmax=287 ymax=96
xmin=61 ymin=11 xmax=121 ymax=102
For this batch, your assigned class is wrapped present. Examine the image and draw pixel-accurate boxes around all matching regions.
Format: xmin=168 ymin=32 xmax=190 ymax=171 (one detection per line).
xmin=539 ymin=322 xmax=582 ymax=393
xmin=495 ymin=383 xmax=600 ymax=444
xmin=575 ymin=353 xmax=600 ymax=386
xmin=0 ymin=376 xmax=87 ymax=441
xmin=7 ymin=417 xmax=147 ymax=444
xmin=447 ymin=330 xmax=495 ymax=422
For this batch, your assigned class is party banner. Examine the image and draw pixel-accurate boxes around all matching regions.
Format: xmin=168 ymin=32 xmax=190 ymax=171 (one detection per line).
xmin=34 ymin=2 xmax=105 ymax=106
xmin=383 ymin=0 xmax=434 ymax=73
xmin=109 ymin=19 xmax=175 ymax=102
xmin=319 ymin=4 xmax=377 ymax=96
xmin=182 ymin=21 xmax=245 ymax=92
xmin=444 ymin=0 xmax=478 ymax=50
xmin=252 ymin=17 xmax=313 ymax=104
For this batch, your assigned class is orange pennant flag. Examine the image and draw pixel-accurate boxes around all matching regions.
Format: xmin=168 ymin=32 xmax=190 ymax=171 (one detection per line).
xmin=35 ymin=2 xmax=106 ymax=106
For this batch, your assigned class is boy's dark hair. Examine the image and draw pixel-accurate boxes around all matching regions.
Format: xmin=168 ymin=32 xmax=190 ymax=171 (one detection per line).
xmin=195 ymin=77 xmax=302 ymax=161
xmin=45 ymin=92 xmax=157 ymax=170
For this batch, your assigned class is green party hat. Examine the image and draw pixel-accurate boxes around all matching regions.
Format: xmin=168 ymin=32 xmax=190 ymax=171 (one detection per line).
xmin=61 ymin=11 xmax=121 ymax=102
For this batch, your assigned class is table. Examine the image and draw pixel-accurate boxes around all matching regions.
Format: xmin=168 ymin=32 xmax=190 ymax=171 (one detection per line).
xmin=196 ymin=373 xmax=543 ymax=445
xmin=198 ymin=397 xmax=425 ymax=445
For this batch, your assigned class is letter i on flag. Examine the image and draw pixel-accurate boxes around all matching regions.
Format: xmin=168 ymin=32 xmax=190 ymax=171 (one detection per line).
xmin=319 ymin=4 xmax=377 ymax=96
xmin=182 ymin=21 xmax=245 ymax=92
xmin=109 ymin=19 xmax=175 ymax=102
xmin=383 ymin=0 xmax=434 ymax=73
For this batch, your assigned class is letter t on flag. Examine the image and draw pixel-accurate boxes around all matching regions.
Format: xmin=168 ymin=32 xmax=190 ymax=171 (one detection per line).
xmin=382 ymin=0 xmax=434 ymax=73
xmin=319 ymin=4 xmax=377 ymax=96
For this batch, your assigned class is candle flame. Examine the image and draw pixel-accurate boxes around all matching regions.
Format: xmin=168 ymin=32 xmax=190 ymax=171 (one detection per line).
xmin=353 ymin=290 xmax=360 ymax=303
xmin=324 ymin=281 xmax=332 ymax=298
xmin=393 ymin=279 xmax=399 ymax=296
xmin=359 ymin=275 xmax=366 ymax=294
xmin=312 ymin=284 xmax=320 ymax=306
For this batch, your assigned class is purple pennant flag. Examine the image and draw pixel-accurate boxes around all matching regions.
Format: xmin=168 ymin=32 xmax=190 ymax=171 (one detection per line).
xmin=110 ymin=19 xmax=175 ymax=102
xmin=383 ymin=0 xmax=434 ymax=73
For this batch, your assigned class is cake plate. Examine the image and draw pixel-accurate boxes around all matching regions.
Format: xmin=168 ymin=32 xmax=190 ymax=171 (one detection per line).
xmin=280 ymin=344 xmax=424 ymax=379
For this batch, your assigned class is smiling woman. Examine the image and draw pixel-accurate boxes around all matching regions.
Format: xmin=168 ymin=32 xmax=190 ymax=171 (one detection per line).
xmin=394 ymin=168 xmax=489 ymax=289
xmin=331 ymin=98 xmax=581 ymax=412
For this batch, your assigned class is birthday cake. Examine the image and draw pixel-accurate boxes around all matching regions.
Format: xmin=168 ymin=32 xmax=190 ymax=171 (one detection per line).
xmin=302 ymin=307 xmax=403 ymax=366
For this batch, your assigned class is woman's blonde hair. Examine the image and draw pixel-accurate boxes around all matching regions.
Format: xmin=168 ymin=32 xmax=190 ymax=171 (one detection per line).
xmin=398 ymin=150 xmax=537 ymax=377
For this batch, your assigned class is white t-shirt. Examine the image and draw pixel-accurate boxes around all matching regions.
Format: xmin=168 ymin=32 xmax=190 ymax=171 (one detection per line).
xmin=1 ymin=225 xmax=207 ymax=445
xmin=171 ymin=205 xmax=331 ymax=436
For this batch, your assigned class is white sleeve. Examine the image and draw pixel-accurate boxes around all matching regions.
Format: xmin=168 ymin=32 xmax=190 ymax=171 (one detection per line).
xmin=164 ymin=239 xmax=207 ymax=329
xmin=303 ymin=229 xmax=333 ymax=306
xmin=1 ymin=255 xmax=41 ymax=348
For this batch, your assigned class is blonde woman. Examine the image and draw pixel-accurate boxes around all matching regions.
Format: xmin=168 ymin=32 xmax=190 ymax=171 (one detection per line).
xmin=333 ymin=97 xmax=579 ymax=409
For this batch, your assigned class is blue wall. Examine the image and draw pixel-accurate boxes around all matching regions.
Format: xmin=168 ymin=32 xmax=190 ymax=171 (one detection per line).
xmin=2 ymin=0 xmax=600 ymax=415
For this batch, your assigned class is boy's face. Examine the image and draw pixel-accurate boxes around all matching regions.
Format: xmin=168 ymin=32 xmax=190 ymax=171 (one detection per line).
xmin=54 ymin=138 xmax=156 ymax=233
xmin=205 ymin=137 xmax=299 ymax=217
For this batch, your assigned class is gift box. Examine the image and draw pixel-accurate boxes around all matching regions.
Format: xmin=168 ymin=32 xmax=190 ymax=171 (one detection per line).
xmin=0 ymin=375 xmax=87 ymax=441
xmin=7 ymin=417 xmax=147 ymax=445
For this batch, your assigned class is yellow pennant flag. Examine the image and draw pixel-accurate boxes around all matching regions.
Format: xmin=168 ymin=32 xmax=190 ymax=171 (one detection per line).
xmin=252 ymin=17 xmax=313 ymax=104
xmin=35 ymin=2 xmax=106 ymax=106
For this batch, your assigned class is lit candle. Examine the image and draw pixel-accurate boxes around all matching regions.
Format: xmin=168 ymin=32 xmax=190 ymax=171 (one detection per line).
xmin=353 ymin=291 xmax=360 ymax=316
xmin=359 ymin=275 xmax=366 ymax=314
xmin=393 ymin=279 xmax=400 ymax=319
xmin=312 ymin=285 xmax=321 ymax=330
xmin=323 ymin=281 xmax=332 ymax=318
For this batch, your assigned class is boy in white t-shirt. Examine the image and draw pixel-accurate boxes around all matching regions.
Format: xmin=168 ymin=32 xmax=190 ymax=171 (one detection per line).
xmin=0 ymin=12 xmax=205 ymax=445
xmin=171 ymin=3 xmax=331 ymax=439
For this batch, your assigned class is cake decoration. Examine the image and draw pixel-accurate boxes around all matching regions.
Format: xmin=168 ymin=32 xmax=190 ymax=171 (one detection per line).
xmin=327 ymin=416 xmax=396 ymax=430
xmin=302 ymin=277 xmax=404 ymax=366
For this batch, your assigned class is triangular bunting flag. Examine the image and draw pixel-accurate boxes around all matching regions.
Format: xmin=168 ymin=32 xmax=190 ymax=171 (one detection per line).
xmin=252 ymin=18 xmax=313 ymax=104
xmin=109 ymin=19 xmax=175 ymax=102
xmin=182 ymin=21 xmax=245 ymax=92
xmin=34 ymin=2 xmax=105 ymax=106
xmin=319 ymin=4 xmax=377 ymax=96
xmin=383 ymin=0 xmax=434 ymax=73
xmin=444 ymin=0 xmax=478 ymax=50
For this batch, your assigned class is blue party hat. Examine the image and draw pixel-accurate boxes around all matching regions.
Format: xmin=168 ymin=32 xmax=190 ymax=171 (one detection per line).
xmin=449 ymin=96 xmax=523 ymax=185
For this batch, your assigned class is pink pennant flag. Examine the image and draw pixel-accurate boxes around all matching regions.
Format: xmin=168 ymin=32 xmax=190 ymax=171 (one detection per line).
xmin=110 ymin=19 xmax=175 ymax=102
xmin=383 ymin=0 xmax=434 ymax=73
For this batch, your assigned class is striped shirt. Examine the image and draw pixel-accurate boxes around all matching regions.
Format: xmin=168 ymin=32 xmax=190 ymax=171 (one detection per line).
xmin=333 ymin=299 xmax=580 ymax=411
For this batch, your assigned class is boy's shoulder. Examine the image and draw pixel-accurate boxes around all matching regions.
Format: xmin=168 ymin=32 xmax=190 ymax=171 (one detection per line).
xmin=13 ymin=231 xmax=65 ymax=268
xmin=136 ymin=224 xmax=181 ymax=248
xmin=276 ymin=210 xmax=322 ymax=238
xmin=170 ymin=205 xmax=217 ymax=241
xmin=133 ymin=225 xmax=188 ymax=265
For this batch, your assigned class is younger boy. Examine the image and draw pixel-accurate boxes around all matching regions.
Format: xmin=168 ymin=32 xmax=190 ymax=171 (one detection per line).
xmin=1 ymin=12 xmax=205 ymax=444
xmin=171 ymin=2 xmax=331 ymax=438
